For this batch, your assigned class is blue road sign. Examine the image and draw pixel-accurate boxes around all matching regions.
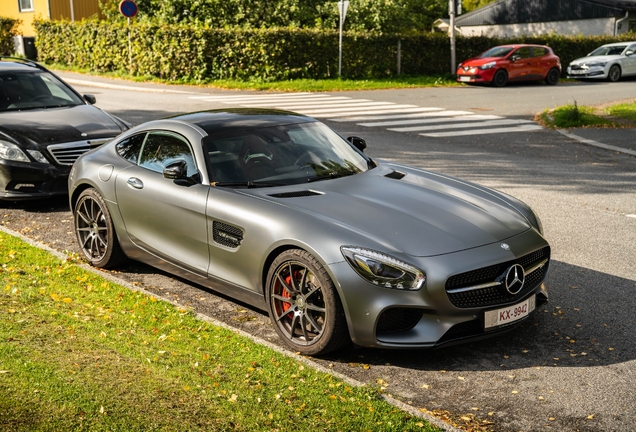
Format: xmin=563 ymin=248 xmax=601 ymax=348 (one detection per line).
xmin=119 ymin=0 xmax=138 ymax=18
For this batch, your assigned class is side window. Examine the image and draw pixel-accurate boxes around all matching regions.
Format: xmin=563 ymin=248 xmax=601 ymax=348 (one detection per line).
xmin=116 ymin=133 xmax=146 ymax=164
xmin=514 ymin=47 xmax=532 ymax=60
xmin=532 ymin=47 xmax=548 ymax=58
xmin=138 ymin=132 xmax=198 ymax=177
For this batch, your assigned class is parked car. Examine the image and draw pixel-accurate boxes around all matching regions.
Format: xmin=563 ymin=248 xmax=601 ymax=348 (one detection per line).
xmin=0 ymin=57 xmax=130 ymax=200
xmin=567 ymin=42 xmax=636 ymax=82
xmin=457 ymin=44 xmax=561 ymax=87
xmin=69 ymin=109 xmax=550 ymax=355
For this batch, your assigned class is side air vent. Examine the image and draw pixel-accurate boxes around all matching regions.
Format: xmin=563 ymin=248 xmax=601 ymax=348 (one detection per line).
xmin=385 ymin=170 xmax=406 ymax=180
xmin=212 ymin=221 xmax=244 ymax=248
xmin=269 ymin=190 xmax=322 ymax=198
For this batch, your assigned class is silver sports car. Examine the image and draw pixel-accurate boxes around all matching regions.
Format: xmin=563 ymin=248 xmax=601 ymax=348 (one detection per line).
xmin=69 ymin=109 xmax=550 ymax=355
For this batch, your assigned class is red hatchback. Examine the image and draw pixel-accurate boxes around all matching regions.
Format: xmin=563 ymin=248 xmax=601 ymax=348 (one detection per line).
xmin=456 ymin=44 xmax=561 ymax=87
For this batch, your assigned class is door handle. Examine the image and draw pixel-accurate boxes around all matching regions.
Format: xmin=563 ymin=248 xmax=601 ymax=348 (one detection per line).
xmin=127 ymin=177 xmax=144 ymax=189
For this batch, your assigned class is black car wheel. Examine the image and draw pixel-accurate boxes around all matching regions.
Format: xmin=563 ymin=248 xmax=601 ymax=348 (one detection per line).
xmin=607 ymin=64 xmax=621 ymax=82
xmin=491 ymin=70 xmax=508 ymax=87
xmin=74 ymin=188 xmax=126 ymax=268
xmin=545 ymin=68 xmax=560 ymax=85
xmin=266 ymin=249 xmax=349 ymax=355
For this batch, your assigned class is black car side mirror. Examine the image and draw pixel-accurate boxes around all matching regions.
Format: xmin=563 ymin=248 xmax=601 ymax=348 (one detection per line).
xmin=347 ymin=136 xmax=367 ymax=152
xmin=163 ymin=160 xmax=196 ymax=185
xmin=83 ymin=94 xmax=97 ymax=105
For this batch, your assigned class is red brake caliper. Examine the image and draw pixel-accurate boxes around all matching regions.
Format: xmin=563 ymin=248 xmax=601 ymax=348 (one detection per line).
xmin=281 ymin=274 xmax=293 ymax=316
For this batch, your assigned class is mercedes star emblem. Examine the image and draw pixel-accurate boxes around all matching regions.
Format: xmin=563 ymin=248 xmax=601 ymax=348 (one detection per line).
xmin=504 ymin=264 xmax=525 ymax=295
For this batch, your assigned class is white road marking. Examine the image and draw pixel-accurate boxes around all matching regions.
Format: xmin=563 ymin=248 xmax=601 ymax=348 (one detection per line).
xmin=557 ymin=130 xmax=636 ymax=157
xmin=311 ymin=107 xmax=460 ymax=118
xmin=249 ymin=101 xmax=400 ymax=110
xmin=359 ymin=114 xmax=502 ymax=127
xmin=390 ymin=119 xmax=534 ymax=132
xmin=328 ymin=109 xmax=466 ymax=122
xmin=239 ymin=97 xmax=365 ymax=108
xmin=421 ymin=124 xmax=544 ymax=137
xmin=298 ymin=104 xmax=416 ymax=115
xmin=188 ymin=92 xmax=321 ymax=100
xmin=627 ymin=214 xmax=636 ymax=218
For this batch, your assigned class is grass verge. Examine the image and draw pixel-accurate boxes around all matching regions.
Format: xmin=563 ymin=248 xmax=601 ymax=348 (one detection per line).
xmin=0 ymin=231 xmax=440 ymax=432
xmin=537 ymin=100 xmax=636 ymax=129
xmin=46 ymin=63 xmax=459 ymax=92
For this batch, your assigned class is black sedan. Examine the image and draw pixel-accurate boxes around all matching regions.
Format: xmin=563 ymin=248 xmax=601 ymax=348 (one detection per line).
xmin=0 ymin=57 xmax=129 ymax=200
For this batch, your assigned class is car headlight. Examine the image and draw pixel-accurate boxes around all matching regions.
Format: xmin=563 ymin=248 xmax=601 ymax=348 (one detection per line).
xmin=341 ymin=246 xmax=425 ymax=290
xmin=27 ymin=150 xmax=49 ymax=164
xmin=0 ymin=140 xmax=29 ymax=162
xmin=479 ymin=61 xmax=496 ymax=70
xmin=586 ymin=62 xmax=607 ymax=68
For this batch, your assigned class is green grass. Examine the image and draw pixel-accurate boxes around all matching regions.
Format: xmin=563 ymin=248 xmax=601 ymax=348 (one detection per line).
xmin=46 ymin=63 xmax=459 ymax=92
xmin=538 ymin=102 xmax=622 ymax=128
xmin=606 ymin=100 xmax=636 ymax=122
xmin=0 ymin=231 xmax=439 ymax=432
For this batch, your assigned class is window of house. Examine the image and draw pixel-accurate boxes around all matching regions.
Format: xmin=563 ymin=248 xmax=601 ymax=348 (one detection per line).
xmin=18 ymin=0 xmax=34 ymax=12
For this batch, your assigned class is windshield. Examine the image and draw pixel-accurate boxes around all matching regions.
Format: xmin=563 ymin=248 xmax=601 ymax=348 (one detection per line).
xmin=203 ymin=121 xmax=371 ymax=187
xmin=0 ymin=70 xmax=84 ymax=112
xmin=479 ymin=47 xmax=515 ymax=58
xmin=589 ymin=45 xmax=627 ymax=56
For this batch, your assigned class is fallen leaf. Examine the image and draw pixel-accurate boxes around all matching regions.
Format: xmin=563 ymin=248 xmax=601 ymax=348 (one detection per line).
xmin=587 ymin=414 xmax=595 ymax=420
xmin=458 ymin=376 xmax=465 ymax=381
xmin=512 ymin=390 xmax=519 ymax=394
xmin=549 ymin=417 xmax=556 ymax=421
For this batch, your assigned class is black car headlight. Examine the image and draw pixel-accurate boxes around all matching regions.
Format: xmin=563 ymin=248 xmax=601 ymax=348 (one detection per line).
xmin=0 ymin=140 xmax=29 ymax=162
xmin=341 ymin=246 xmax=425 ymax=290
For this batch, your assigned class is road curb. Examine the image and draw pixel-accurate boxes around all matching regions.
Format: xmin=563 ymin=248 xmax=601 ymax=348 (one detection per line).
xmin=0 ymin=224 xmax=462 ymax=432
xmin=557 ymin=129 xmax=636 ymax=157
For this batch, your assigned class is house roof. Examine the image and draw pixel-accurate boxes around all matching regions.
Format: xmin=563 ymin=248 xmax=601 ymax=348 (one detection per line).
xmin=455 ymin=0 xmax=636 ymax=26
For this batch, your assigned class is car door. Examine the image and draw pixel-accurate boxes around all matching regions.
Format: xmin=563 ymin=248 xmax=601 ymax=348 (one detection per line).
xmin=507 ymin=47 xmax=532 ymax=81
xmin=115 ymin=130 xmax=210 ymax=276
xmin=529 ymin=46 xmax=549 ymax=79
xmin=623 ymin=43 xmax=636 ymax=75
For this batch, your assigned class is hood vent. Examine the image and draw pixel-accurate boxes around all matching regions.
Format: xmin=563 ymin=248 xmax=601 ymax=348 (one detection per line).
xmin=269 ymin=190 xmax=322 ymax=198
xmin=385 ymin=170 xmax=406 ymax=180
xmin=213 ymin=221 xmax=243 ymax=248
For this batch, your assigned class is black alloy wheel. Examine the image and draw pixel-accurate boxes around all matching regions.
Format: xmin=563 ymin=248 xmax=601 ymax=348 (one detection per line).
xmin=607 ymin=64 xmax=621 ymax=82
xmin=266 ymin=249 xmax=349 ymax=355
xmin=74 ymin=188 xmax=126 ymax=269
xmin=491 ymin=70 xmax=508 ymax=87
xmin=545 ymin=68 xmax=560 ymax=85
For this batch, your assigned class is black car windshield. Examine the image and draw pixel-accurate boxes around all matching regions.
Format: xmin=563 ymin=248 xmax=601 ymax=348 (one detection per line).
xmin=479 ymin=47 xmax=515 ymax=58
xmin=0 ymin=70 xmax=84 ymax=112
xmin=589 ymin=45 xmax=627 ymax=56
xmin=204 ymin=121 xmax=370 ymax=187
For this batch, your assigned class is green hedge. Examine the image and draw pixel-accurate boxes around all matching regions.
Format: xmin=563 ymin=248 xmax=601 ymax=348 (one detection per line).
xmin=0 ymin=17 xmax=21 ymax=55
xmin=34 ymin=20 xmax=636 ymax=80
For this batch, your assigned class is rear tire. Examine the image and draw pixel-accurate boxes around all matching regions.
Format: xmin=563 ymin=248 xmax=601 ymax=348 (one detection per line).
xmin=607 ymin=64 xmax=621 ymax=82
xmin=545 ymin=68 xmax=560 ymax=85
xmin=74 ymin=188 xmax=126 ymax=269
xmin=491 ymin=70 xmax=508 ymax=87
xmin=266 ymin=249 xmax=349 ymax=356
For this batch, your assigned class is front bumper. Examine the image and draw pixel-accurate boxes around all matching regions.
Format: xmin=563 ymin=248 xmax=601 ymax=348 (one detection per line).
xmin=567 ymin=66 xmax=606 ymax=79
xmin=456 ymin=67 xmax=497 ymax=84
xmin=0 ymin=159 xmax=70 ymax=200
xmin=330 ymin=228 xmax=549 ymax=349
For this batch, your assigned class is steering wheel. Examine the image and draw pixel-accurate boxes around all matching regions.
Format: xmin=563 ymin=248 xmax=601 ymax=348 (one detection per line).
xmin=29 ymin=95 xmax=53 ymax=103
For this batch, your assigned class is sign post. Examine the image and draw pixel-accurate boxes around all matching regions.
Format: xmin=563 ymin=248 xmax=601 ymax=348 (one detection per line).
xmin=119 ymin=0 xmax=138 ymax=75
xmin=337 ymin=1 xmax=349 ymax=77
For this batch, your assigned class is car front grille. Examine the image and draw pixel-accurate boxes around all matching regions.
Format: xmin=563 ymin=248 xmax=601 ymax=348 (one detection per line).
xmin=569 ymin=65 xmax=585 ymax=71
xmin=445 ymin=246 xmax=550 ymax=308
xmin=47 ymin=138 xmax=112 ymax=165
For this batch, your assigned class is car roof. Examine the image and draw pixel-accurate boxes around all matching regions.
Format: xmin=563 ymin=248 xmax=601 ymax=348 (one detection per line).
xmin=601 ymin=41 xmax=636 ymax=46
xmin=167 ymin=109 xmax=315 ymax=135
xmin=0 ymin=57 xmax=47 ymax=73
xmin=494 ymin=44 xmax=549 ymax=49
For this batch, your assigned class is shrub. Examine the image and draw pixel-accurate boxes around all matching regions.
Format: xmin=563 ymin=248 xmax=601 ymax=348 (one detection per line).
xmin=0 ymin=17 xmax=21 ymax=55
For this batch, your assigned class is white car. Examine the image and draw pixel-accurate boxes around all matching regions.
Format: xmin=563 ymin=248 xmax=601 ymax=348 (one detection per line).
xmin=567 ymin=41 xmax=636 ymax=82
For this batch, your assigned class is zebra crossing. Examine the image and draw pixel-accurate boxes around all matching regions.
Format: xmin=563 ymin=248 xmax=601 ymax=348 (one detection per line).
xmin=188 ymin=92 xmax=542 ymax=137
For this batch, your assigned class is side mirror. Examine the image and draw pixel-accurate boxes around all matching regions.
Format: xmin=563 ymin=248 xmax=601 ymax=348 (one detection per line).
xmin=346 ymin=136 xmax=367 ymax=152
xmin=511 ymin=55 xmax=520 ymax=62
xmin=626 ymin=50 xmax=634 ymax=56
xmin=83 ymin=94 xmax=96 ymax=105
xmin=163 ymin=160 xmax=195 ymax=185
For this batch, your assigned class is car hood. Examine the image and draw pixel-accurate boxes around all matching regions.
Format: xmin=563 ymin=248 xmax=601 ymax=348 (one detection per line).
xmin=0 ymin=105 xmax=125 ymax=148
xmin=460 ymin=57 xmax=501 ymax=67
xmin=259 ymin=165 xmax=532 ymax=257
xmin=570 ymin=55 xmax=621 ymax=65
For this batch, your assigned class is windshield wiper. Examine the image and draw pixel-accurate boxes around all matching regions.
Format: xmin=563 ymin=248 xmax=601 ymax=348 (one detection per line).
xmin=306 ymin=171 xmax=357 ymax=183
xmin=214 ymin=181 xmax=284 ymax=188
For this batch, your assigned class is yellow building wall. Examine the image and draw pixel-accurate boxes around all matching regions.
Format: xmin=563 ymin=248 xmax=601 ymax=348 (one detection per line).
xmin=0 ymin=0 xmax=102 ymax=37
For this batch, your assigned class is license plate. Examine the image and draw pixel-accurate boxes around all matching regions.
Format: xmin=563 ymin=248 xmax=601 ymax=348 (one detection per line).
xmin=569 ymin=70 xmax=585 ymax=75
xmin=484 ymin=295 xmax=535 ymax=329
xmin=459 ymin=76 xmax=471 ymax=82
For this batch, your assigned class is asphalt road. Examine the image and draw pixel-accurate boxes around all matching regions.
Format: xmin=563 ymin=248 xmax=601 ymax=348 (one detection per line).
xmin=2 ymin=75 xmax=635 ymax=431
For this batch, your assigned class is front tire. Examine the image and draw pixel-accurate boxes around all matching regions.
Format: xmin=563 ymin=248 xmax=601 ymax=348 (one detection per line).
xmin=607 ymin=64 xmax=621 ymax=82
xmin=545 ymin=68 xmax=560 ymax=85
xmin=266 ymin=249 xmax=349 ymax=356
xmin=74 ymin=188 xmax=126 ymax=269
xmin=491 ymin=69 xmax=508 ymax=87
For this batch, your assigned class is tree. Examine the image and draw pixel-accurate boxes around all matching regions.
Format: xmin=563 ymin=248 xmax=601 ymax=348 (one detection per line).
xmin=462 ymin=0 xmax=498 ymax=13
